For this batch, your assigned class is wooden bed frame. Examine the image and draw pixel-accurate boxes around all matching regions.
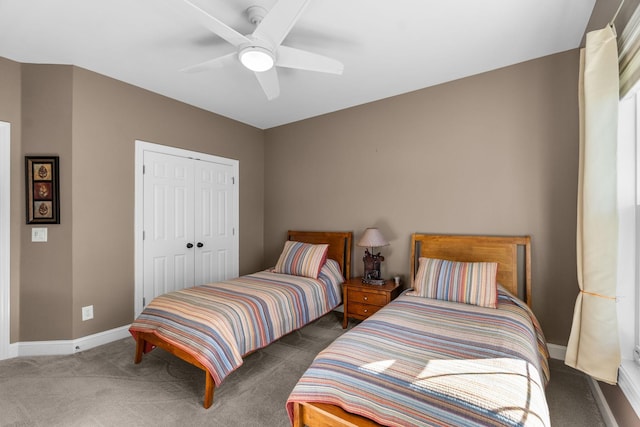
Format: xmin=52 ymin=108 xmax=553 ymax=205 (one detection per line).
xmin=286 ymin=230 xmax=352 ymax=281
xmin=410 ymin=233 xmax=532 ymax=306
xmin=133 ymin=230 xmax=353 ymax=409
xmin=292 ymin=233 xmax=532 ymax=427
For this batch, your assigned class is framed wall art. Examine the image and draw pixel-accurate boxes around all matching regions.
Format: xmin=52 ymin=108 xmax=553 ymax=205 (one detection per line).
xmin=25 ymin=156 xmax=60 ymax=224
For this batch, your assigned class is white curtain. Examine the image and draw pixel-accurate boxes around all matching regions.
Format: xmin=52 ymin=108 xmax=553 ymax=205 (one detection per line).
xmin=565 ymin=25 xmax=620 ymax=384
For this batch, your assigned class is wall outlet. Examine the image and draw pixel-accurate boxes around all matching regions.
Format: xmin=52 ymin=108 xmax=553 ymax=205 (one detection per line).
xmin=634 ymin=346 xmax=640 ymax=364
xmin=82 ymin=305 xmax=94 ymax=321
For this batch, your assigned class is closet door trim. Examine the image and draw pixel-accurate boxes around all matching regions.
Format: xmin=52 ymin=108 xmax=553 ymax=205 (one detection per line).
xmin=134 ymin=140 xmax=239 ymax=317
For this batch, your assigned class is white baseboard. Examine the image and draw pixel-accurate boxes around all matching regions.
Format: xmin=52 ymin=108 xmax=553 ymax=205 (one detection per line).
xmin=619 ymin=359 xmax=640 ymax=420
xmin=547 ymin=343 xmax=567 ymax=360
xmin=589 ymin=376 xmax=620 ymax=427
xmin=10 ymin=325 xmax=131 ymax=358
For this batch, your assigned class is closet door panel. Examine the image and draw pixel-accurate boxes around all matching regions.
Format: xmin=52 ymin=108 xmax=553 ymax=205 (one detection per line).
xmin=142 ymin=151 xmax=195 ymax=304
xmin=194 ymin=160 xmax=235 ymax=285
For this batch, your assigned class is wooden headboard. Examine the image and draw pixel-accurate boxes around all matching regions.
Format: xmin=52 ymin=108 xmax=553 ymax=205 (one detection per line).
xmin=287 ymin=230 xmax=353 ymax=280
xmin=410 ymin=234 xmax=532 ymax=306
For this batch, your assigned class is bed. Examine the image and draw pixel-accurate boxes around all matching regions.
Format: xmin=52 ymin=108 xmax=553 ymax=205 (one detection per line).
xmin=287 ymin=234 xmax=550 ymax=427
xmin=129 ymin=230 xmax=352 ymax=409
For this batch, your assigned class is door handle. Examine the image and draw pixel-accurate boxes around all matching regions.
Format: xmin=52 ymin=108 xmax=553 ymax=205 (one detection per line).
xmin=186 ymin=243 xmax=194 ymax=249
xmin=197 ymin=242 xmax=204 ymax=248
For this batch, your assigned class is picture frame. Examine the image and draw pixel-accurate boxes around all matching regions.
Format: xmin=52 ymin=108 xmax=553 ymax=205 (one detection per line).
xmin=25 ymin=156 xmax=60 ymax=224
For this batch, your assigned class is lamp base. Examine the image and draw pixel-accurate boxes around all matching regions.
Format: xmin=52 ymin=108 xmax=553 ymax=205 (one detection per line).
xmin=363 ymin=249 xmax=384 ymax=285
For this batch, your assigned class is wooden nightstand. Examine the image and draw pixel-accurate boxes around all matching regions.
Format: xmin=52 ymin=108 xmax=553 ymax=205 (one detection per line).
xmin=342 ymin=277 xmax=401 ymax=328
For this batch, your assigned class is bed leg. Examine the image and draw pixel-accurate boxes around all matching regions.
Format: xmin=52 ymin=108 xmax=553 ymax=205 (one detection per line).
xmin=293 ymin=402 xmax=303 ymax=427
xmin=203 ymin=371 xmax=215 ymax=409
xmin=134 ymin=336 xmax=144 ymax=364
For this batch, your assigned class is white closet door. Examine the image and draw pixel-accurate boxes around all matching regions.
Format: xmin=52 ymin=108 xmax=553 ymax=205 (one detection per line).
xmin=143 ymin=151 xmax=195 ymax=305
xmin=140 ymin=147 xmax=238 ymax=308
xmin=194 ymin=160 xmax=235 ymax=285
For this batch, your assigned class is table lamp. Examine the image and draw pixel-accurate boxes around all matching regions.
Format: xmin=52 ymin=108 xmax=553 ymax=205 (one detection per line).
xmin=357 ymin=228 xmax=389 ymax=285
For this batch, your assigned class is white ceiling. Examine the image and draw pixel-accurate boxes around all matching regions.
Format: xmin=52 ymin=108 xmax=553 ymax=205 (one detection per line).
xmin=0 ymin=0 xmax=595 ymax=129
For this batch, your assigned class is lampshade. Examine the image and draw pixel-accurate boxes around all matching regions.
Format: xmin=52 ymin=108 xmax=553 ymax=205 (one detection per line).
xmin=239 ymin=46 xmax=275 ymax=72
xmin=357 ymin=228 xmax=389 ymax=248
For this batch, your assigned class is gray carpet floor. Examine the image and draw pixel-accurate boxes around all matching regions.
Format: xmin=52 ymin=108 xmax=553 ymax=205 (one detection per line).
xmin=0 ymin=311 xmax=605 ymax=426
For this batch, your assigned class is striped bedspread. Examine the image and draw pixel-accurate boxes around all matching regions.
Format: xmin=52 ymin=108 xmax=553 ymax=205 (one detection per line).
xmin=287 ymin=288 xmax=550 ymax=426
xmin=129 ymin=268 xmax=341 ymax=385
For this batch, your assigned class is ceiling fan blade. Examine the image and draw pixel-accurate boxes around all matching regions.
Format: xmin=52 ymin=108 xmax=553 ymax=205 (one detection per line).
xmin=180 ymin=52 xmax=237 ymax=73
xmin=182 ymin=0 xmax=250 ymax=47
xmin=254 ymin=68 xmax=280 ymax=100
xmin=276 ymin=46 xmax=344 ymax=75
xmin=253 ymin=0 xmax=311 ymax=47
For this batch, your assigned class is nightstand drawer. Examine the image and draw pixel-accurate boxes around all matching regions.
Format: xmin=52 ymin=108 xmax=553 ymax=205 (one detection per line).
xmin=347 ymin=289 xmax=387 ymax=306
xmin=342 ymin=277 xmax=399 ymax=328
xmin=348 ymin=302 xmax=383 ymax=318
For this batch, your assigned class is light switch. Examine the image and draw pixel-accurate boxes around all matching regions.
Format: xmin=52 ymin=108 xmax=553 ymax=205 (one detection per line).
xmin=31 ymin=227 xmax=48 ymax=242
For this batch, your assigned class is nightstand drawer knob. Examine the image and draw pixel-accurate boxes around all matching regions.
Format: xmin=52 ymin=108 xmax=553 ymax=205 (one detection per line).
xmin=363 ymin=296 xmax=368 ymax=301
xmin=364 ymin=309 xmax=368 ymax=313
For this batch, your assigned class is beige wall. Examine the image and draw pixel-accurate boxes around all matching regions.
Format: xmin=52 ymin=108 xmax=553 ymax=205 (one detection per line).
xmin=3 ymin=63 xmax=264 ymax=341
xmin=0 ymin=49 xmax=585 ymax=346
xmin=265 ymin=50 xmax=580 ymax=346
xmin=20 ymin=65 xmax=74 ymax=340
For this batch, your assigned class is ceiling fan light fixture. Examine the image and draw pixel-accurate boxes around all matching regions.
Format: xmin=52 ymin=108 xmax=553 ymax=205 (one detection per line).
xmin=239 ymin=46 xmax=274 ymax=72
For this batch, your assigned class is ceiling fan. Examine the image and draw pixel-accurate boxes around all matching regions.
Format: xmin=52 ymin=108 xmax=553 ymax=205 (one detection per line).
xmin=180 ymin=0 xmax=344 ymax=100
